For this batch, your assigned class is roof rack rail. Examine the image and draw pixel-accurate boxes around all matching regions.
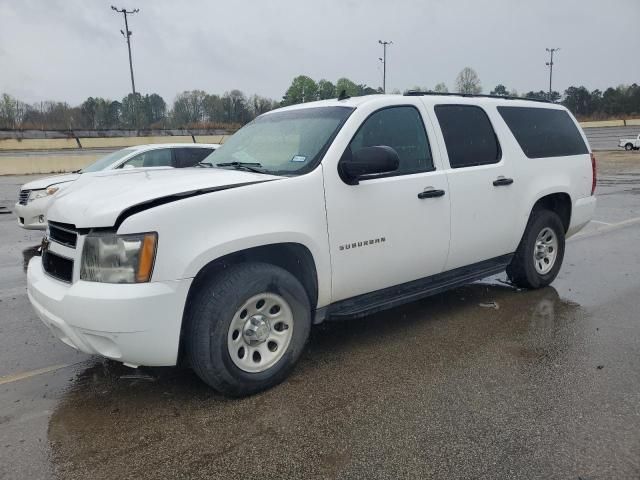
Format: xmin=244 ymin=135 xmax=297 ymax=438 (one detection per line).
xmin=403 ymin=90 xmax=551 ymax=104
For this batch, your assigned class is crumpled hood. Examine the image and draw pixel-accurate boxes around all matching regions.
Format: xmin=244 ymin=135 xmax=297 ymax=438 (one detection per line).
xmin=46 ymin=167 xmax=282 ymax=228
xmin=21 ymin=173 xmax=80 ymax=190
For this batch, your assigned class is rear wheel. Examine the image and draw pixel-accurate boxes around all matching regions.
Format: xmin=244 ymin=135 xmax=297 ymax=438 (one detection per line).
xmin=186 ymin=262 xmax=311 ymax=396
xmin=625 ymin=143 xmax=633 ymax=151
xmin=507 ymin=209 xmax=565 ymax=289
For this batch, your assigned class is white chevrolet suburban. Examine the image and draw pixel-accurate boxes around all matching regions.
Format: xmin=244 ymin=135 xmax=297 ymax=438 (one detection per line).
xmin=27 ymin=93 xmax=597 ymax=396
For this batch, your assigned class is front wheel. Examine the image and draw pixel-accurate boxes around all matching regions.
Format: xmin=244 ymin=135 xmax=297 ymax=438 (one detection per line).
xmin=507 ymin=209 xmax=566 ymax=289
xmin=186 ymin=262 xmax=311 ymax=397
xmin=625 ymin=143 xmax=633 ymax=151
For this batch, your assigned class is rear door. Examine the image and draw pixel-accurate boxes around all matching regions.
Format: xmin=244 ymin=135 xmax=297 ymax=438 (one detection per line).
xmin=430 ymin=103 xmax=520 ymax=270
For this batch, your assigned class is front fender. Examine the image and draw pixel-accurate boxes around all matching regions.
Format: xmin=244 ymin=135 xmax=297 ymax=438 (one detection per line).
xmin=118 ymin=168 xmax=332 ymax=307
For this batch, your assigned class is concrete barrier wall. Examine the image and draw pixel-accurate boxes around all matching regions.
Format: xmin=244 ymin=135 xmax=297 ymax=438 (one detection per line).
xmin=0 ymin=135 xmax=232 ymax=175
xmin=0 ymin=152 xmax=102 ymax=175
xmin=79 ymin=136 xmax=193 ymax=149
xmin=0 ymin=135 xmax=231 ymax=152
xmin=0 ymin=138 xmax=80 ymax=150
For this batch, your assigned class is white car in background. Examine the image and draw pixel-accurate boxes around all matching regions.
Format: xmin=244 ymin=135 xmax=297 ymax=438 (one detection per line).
xmin=14 ymin=143 xmax=219 ymax=229
xmin=619 ymin=134 xmax=640 ymax=151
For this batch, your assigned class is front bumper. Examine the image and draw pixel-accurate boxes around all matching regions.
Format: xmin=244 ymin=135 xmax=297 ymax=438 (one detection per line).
xmin=14 ymin=199 xmax=50 ymax=230
xmin=27 ymin=256 xmax=193 ymax=366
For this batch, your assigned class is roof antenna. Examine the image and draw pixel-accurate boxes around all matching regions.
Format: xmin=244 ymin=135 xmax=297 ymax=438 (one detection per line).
xmin=337 ymin=89 xmax=350 ymax=101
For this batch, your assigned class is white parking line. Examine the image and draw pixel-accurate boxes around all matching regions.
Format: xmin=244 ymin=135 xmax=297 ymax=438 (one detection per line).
xmin=0 ymin=363 xmax=72 ymax=385
xmin=571 ymin=216 xmax=640 ymax=241
xmin=590 ymin=220 xmax=612 ymax=225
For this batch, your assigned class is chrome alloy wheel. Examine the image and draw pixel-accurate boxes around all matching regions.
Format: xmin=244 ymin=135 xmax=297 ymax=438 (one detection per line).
xmin=227 ymin=293 xmax=294 ymax=373
xmin=533 ymin=227 xmax=558 ymax=275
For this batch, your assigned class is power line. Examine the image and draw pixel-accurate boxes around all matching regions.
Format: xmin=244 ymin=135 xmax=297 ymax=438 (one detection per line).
xmin=378 ymin=40 xmax=392 ymax=94
xmin=111 ymin=6 xmax=140 ymax=97
xmin=545 ymin=47 xmax=560 ymax=102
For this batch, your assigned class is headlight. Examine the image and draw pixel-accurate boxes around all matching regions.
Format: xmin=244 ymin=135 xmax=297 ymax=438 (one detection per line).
xmin=28 ymin=185 xmax=60 ymax=202
xmin=80 ymin=232 xmax=157 ymax=283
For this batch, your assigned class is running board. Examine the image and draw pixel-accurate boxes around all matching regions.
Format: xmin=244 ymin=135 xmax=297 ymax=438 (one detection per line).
xmin=326 ymin=254 xmax=514 ymax=320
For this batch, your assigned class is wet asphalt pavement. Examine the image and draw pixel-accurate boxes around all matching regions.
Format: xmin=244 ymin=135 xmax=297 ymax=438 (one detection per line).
xmin=1 ymin=152 xmax=639 ymax=479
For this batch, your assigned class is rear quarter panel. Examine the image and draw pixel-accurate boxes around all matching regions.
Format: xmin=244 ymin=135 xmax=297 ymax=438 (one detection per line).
xmin=493 ymin=105 xmax=593 ymax=243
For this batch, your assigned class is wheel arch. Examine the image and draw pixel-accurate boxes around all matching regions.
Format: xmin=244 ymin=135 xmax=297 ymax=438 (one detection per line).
xmin=178 ymin=242 xmax=319 ymax=365
xmin=187 ymin=242 xmax=318 ymax=307
xmin=530 ymin=192 xmax=572 ymax=233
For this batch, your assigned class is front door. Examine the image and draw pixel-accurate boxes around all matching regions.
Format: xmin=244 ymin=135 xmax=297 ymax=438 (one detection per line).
xmin=323 ymin=104 xmax=451 ymax=302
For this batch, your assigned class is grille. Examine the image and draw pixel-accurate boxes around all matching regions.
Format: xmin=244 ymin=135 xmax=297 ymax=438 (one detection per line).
xmin=42 ymin=250 xmax=73 ymax=283
xmin=48 ymin=221 xmax=78 ymax=248
xmin=18 ymin=190 xmax=30 ymax=205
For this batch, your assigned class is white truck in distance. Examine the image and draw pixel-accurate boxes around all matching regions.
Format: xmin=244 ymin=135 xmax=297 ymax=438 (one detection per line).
xmin=27 ymin=93 xmax=597 ymax=397
xmin=619 ymin=134 xmax=640 ymax=150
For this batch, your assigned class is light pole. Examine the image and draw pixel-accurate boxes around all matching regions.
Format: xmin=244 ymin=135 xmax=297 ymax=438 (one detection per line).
xmin=378 ymin=40 xmax=392 ymax=93
xmin=546 ymin=48 xmax=560 ymax=102
xmin=111 ymin=6 xmax=140 ymax=98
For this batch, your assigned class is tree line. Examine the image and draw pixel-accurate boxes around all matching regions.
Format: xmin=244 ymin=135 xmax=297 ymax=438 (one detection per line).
xmin=0 ymin=90 xmax=278 ymax=131
xmin=1 ymin=69 xmax=639 ymax=130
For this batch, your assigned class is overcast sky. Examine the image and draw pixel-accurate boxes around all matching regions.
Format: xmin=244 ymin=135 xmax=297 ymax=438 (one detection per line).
xmin=1 ymin=0 xmax=638 ymax=105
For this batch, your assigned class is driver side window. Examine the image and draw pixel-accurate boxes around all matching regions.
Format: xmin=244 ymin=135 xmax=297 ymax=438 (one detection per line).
xmin=348 ymin=106 xmax=434 ymax=176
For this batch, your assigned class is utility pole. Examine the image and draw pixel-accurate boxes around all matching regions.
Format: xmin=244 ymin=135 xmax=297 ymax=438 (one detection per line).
xmin=111 ymin=6 xmax=139 ymax=97
xmin=378 ymin=40 xmax=392 ymax=93
xmin=545 ymin=48 xmax=560 ymax=102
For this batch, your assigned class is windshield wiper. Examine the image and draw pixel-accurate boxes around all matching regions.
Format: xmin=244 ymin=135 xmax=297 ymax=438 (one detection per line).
xmin=197 ymin=162 xmax=214 ymax=168
xmin=215 ymin=161 xmax=265 ymax=173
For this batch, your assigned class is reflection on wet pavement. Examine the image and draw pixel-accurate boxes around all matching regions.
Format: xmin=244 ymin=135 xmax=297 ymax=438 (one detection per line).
xmin=47 ymin=282 xmax=629 ymax=480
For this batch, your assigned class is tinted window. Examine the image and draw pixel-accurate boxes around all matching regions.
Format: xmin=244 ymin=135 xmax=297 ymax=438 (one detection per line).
xmin=498 ymin=106 xmax=588 ymax=158
xmin=174 ymin=147 xmax=214 ymax=168
xmin=348 ymin=106 xmax=433 ymax=175
xmin=120 ymin=148 xmax=173 ymax=168
xmin=434 ymin=105 xmax=501 ymax=168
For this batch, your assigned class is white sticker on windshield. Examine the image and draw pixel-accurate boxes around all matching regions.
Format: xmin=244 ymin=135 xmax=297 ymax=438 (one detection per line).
xmin=291 ymin=155 xmax=307 ymax=162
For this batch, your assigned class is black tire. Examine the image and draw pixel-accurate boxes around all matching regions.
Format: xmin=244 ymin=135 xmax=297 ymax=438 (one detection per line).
xmin=625 ymin=143 xmax=633 ymax=151
xmin=186 ymin=262 xmax=311 ymax=397
xmin=507 ymin=209 xmax=565 ymax=289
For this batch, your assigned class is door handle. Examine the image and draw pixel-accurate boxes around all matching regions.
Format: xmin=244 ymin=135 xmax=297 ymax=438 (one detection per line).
xmin=418 ymin=188 xmax=445 ymax=199
xmin=493 ymin=177 xmax=514 ymax=187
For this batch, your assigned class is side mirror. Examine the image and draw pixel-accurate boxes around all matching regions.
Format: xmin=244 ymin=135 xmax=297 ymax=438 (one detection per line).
xmin=338 ymin=145 xmax=400 ymax=185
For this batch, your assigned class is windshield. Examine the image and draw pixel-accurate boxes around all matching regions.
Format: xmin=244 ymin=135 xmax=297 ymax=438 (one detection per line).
xmin=201 ymin=106 xmax=354 ymax=175
xmin=81 ymin=148 xmax=138 ymax=173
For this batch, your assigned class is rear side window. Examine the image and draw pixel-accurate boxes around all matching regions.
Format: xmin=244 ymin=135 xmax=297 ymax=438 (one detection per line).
xmin=119 ymin=148 xmax=173 ymax=168
xmin=497 ymin=106 xmax=588 ymax=158
xmin=174 ymin=148 xmax=214 ymax=168
xmin=434 ymin=105 xmax=501 ymax=169
xmin=348 ymin=106 xmax=434 ymax=175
